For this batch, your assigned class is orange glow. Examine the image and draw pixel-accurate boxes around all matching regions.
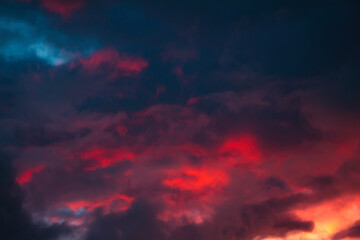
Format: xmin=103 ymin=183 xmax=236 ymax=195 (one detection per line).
xmin=219 ymin=135 xmax=261 ymax=163
xmin=16 ymin=165 xmax=45 ymax=185
xmin=291 ymin=195 xmax=360 ymax=239
xmin=81 ymin=147 xmax=135 ymax=171
xmin=258 ymin=195 xmax=360 ymax=240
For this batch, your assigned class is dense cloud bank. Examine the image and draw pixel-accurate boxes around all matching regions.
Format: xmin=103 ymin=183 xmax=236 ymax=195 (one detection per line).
xmin=0 ymin=152 xmax=70 ymax=240
xmin=1 ymin=0 xmax=359 ymax=239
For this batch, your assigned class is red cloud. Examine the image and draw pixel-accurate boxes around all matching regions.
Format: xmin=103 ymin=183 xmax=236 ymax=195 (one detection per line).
xmin=77 ymin=48 xmax=148 ymax=78
xmin=16 ymin=165 xmax=45 ymax=185
xmin=219 ymin=134 xmax=262 ymax=164
xmin=161 ymin=167 xmax=229 ymax=224
xmin=163 ymin=167 xmax=228 ymax=199
xmin=65 ymin=194 xmax=134 ymax=213
xmin=41 ymin=0 xmax=84 ymax=18
xmin=81 ymin=146 xmax=135 ymax=171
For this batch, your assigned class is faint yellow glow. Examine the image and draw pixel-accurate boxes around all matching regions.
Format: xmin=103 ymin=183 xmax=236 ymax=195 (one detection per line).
xmin=255 ymin=195 xmax=360 ymax=240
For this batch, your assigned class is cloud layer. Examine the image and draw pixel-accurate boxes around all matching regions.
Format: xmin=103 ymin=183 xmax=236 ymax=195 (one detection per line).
xmin=1 ymin=0 xmax=360 ymax=239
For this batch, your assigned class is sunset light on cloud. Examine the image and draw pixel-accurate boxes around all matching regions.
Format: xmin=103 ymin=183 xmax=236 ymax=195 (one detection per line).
xmin=16 ymin=165 xmax=45 ymax=185
xmin=0 ymin=0 xmax=360 ymax=240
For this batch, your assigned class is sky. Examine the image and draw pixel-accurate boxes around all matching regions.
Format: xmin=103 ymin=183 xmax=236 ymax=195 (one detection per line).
xmin=0 ymin=0 xmax=360 ymax=240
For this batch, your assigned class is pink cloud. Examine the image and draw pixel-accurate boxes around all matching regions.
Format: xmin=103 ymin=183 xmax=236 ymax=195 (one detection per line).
xmin=80 ymin=146 xmax=135 ymax=171
xmin=218 ymin=134 xmax=262 ymax=165
xmin=77 ymin=48 xmax=148 ymax=78
xmin=16 ymin=165 xmax=45 ymax=185
xmin=64 ymin=194 xmax=134 ymax=213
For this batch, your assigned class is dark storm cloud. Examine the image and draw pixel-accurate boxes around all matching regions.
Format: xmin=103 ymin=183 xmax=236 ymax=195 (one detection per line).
xmin=265 ymin=177 xmax=288 ymax=190
xmin=46 ymin=0 xmax=360 ymax=119
xmin=2 ymin=0 xmax=357 ymax=116
xmin=304 ymin=158 xmax=360 ymax=200
xmin=273 ymin=220 xmax=314 ymax=232
xmin=77 ymin=158 xmax=359 ymax=240
xmin=24 ymin=160 xmax=132 ymax=212
xmin=83 ymin=193 xmax=314 ymax=240
xmin=213 ymin=193 xmax=312 ymax=240
xmin=0 ymin=152 xmax=71 ymax=240
xmin=85 ymin=200 xmax=166 ymax=240
xmin=332 ymin=221 xmax=360 ymax=240
xmin=117 ymin=0 xmax=360 ymax=80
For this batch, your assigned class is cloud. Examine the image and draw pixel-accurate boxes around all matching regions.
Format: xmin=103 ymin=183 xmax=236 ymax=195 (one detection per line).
xmin=0 ymin=152 xmax=71 ymax=240
xmin=80 ymin=146 xmax=135 ymax=171
xmin=16 ymin=165 xmax=45 ymax=185
xmin=332 ymin=221 xmax=360 ymax=240
xmin=40 ymin=0 xmax=84 ymax=18
xmin=1 ymin=0 xmax=360 ymax=240
xmin=0 ymin=17 xmax=79 ymax=65
xmin=83 ymin=193 xmax=315 ymax=240
xmin=73 ymin=48 xmax=148 ymax=78
xmin=85 ymin=200 xmax=166 ymax=240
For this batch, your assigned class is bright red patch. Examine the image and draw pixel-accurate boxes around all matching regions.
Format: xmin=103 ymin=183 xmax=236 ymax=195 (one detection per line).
xmin=162 ymin=167 xmax=228 ymax=224
xmin=163 ymin=167 xmax=228 ymax=203
xmin=81 ymin=147 xmax=135 ymax=171
xmin=219 ymin=135 xmax=261 ymax=163
xmin=16 ymin=165 xmax=45 ymax=185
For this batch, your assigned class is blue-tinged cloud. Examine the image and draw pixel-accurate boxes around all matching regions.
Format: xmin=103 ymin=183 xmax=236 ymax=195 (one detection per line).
xmin=0 ymin=17 xmax=82 ymax=65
